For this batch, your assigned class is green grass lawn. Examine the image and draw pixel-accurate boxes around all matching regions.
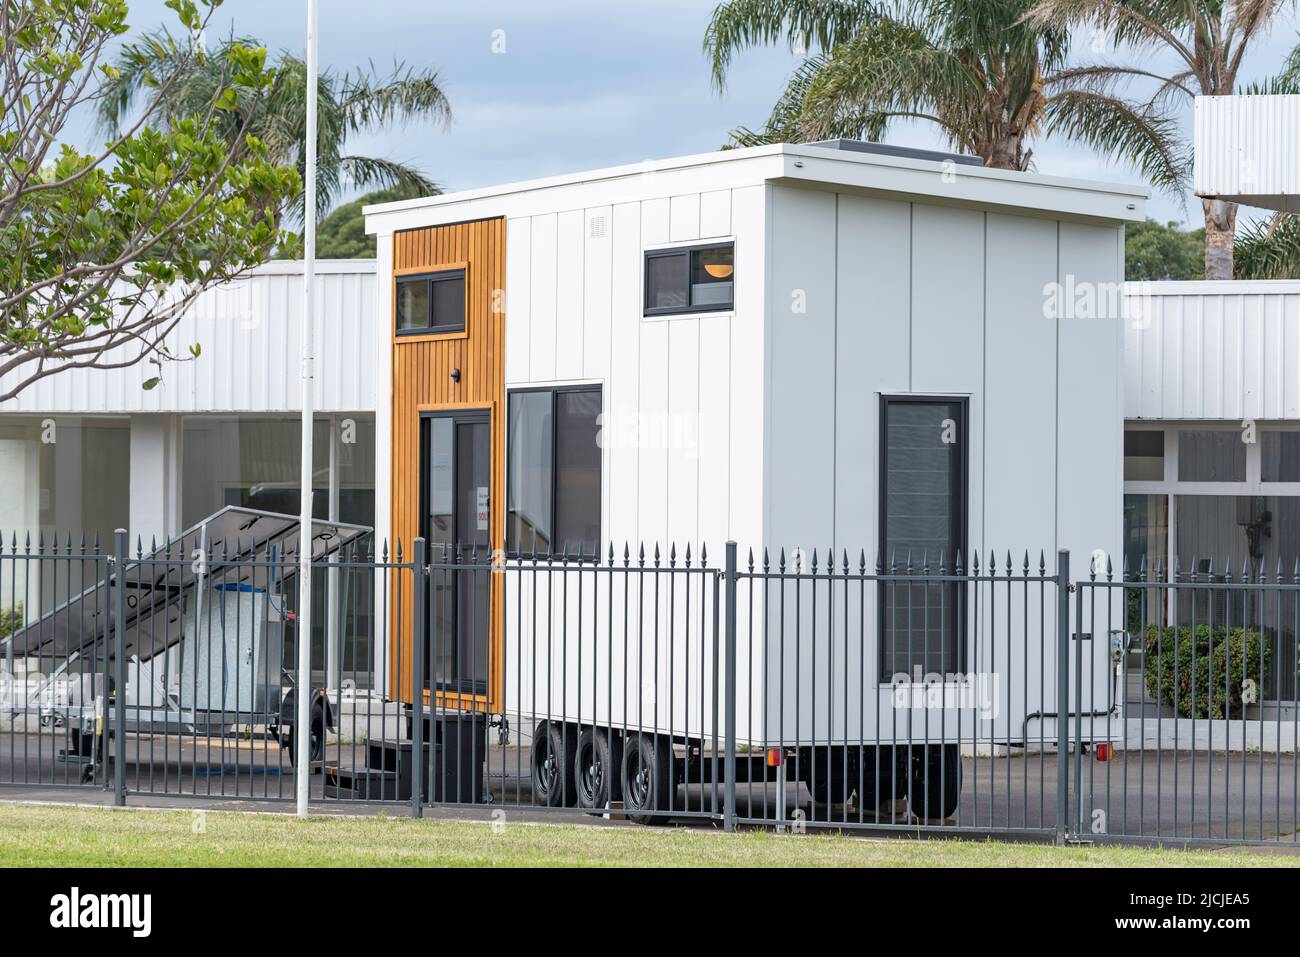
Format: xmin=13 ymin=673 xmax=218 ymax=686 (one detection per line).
xmin=1 ymin=801 xmax=1296 ymax=867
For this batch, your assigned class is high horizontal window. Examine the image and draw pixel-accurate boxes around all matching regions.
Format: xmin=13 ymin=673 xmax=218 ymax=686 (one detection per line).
xmin=507 ymin=386 xmax=602 ymax=556
xmin=1177 ymin=430 xmax=1246 ymax=482
xmin=644 ymin=242 xmax=734 ymax=316
xmin=1262 ymin=431 xmax=1300 ymax=482
xmin=396 ymin=268 xmax=466 ymax=335
xmin=1123 ymin=429 xmax=1164 ymax=481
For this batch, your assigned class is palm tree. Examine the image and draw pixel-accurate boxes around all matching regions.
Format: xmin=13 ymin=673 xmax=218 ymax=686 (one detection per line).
xmin=1025 ymin=0 xmax=1298 ymax=279
xmin=98 ymin=30 xmax=451 ymax=222
xmin=707 ymin=1 xmax=1182 ymax=194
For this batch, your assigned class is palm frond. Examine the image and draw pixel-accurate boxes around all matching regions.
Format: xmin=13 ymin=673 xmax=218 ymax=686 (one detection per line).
xmin=799 ymin=16 xmax=981 ymax=148
xmin=703 ymin=0 xmax=878 ymax=90
xmin=339 ymin=156 xmax=441 ymax=199
xmin=1234 ymin=212 xmax=1300 ymax=279
xmin=338 ymin=62 xmax=452 ymax=133
xmin=1043 ymin=88 xmax=1189 ymax=194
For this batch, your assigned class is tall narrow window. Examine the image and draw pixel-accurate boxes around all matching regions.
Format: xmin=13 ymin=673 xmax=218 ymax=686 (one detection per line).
xmin=507 ymin=386 xmax=602 ymax=556
xmin=879 ymin=396 xmax=967 ymax=679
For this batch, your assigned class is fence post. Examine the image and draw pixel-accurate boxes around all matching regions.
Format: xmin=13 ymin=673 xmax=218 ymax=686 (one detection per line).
xmin=113 ymin=528 xmax=127 ymax=807
xmin=411 ymin=537 xmax=426 ymax=819
xmin=724 ymin=541 xmax=737 ymax=833
xmin=1055 ymin=549 xmax=1069 ymax=845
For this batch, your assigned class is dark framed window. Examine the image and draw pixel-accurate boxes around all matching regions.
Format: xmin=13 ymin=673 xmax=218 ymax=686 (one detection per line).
xmin=396 ymin=268 xmax=466 ymax=335
xmin=644 ymin=242 xmax=734 ymax=317
xmin=507 ymin=385 xmax=602 ymax=557
xmin=878 ymin=395 xmax=968 ymax=680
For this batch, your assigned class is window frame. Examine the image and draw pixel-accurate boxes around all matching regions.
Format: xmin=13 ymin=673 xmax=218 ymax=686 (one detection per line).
xmin=506 ymin=383 xmax=604 ymax=559
xmin=643 ymin=241 xmax=735 ymax=318
xmin=877 ymin=393 xmax=970 ymax=681
xmin=395 ymin=266 xmax=468 ymax=337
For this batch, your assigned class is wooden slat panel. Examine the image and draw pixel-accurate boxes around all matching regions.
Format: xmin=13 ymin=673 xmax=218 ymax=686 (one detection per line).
xmin=389 ymin=217 xmax=507 ymax=708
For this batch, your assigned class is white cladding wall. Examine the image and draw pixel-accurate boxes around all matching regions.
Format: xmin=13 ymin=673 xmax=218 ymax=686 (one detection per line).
xmin=759 ymin=185 xmax=1123 ymax=742
xmin=503 ymin=186 xmax=767 ymax=554
xmin=1194 ymin=95 xmax=1300 ymax=212
xmin=0 ymin=261 xmax=376 ymax=414
xmin=503 ymin=186 xmax=766 ymax=742
xmin=1125 ymin=280 xmax=1300 ymax=420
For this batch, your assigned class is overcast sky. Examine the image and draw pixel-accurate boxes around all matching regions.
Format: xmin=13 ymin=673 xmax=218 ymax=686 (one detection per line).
xmin=109 ymin=0 xmax=1300 ymax=229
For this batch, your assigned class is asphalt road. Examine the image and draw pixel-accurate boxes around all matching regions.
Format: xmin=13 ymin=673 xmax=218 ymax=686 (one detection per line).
xmin=2 ymin=729 xmax=1298 ymax=846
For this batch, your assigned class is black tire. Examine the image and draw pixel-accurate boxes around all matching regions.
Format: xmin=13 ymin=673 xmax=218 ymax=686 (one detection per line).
xmin=531 ymin=721 xmax=577 ymax=807
xmin=853 ymin=747 xmax=908 ymax=810
xmin=575 ymin=727 xmax=620 ymax=809
xmin=805 ymin=747 xmax=856 ymax=807
xmin=908 ymin=744 xmax=961 ymax=821
xmin=287 ymin=709 xmax=325 ymax=768
xmin=621 ymin=733 xmax=674 ymax=825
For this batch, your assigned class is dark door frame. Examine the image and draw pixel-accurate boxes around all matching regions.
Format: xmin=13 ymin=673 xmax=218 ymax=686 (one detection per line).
xmin=418 ymin=407 xmax=492 ymax=697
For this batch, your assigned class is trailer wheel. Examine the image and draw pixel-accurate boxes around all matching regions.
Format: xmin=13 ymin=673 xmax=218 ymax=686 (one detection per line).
xmin=621 ymin=733 xmax=673 ymax=825
xmin=908 ymin=744 xmax=961 ymax=821
xmin=805 ymin=747 xmax=856 ymax=807
xmin=287 ymin=707 xmax=325 ymax=768
xmin=575 ymin=727 xmax=620 ymax=809
xmin=531 ymin=721 xmax=577 ymax=807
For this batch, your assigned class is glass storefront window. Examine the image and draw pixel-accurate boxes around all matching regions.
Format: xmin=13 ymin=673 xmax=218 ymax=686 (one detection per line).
xmin=180 ymin=414 xmax=376 ymax=688
xmin=1173 ymin=494 xmax=1299 ymax=699
xmin=0 ymin=416 xmax=130 ymax=616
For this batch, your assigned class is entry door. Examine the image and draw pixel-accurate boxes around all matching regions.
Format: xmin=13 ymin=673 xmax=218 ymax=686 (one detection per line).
xmin=421 ymin=410 xmax=491 ymax=695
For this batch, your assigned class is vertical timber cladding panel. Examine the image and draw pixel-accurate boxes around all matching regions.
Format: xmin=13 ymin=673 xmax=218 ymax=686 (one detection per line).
xmin=389 ymin=217 xmax=507 ymax=707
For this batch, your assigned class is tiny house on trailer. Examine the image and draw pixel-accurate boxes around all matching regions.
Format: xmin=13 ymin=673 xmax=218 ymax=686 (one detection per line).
xmin=363 ymin=141 xmax=1147 ymax=820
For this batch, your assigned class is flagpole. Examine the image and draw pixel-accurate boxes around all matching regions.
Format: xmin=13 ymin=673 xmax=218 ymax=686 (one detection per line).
xmin=296 ymin=0 xmax=319 ymax=819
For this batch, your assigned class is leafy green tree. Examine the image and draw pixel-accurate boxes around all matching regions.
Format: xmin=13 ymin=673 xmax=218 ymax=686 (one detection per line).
xmin=1026 ymin=0 xmax=1298 ymax=279
xmin=0 ymin=0 xmax=299 ymax=402
xmin=98 ymin=27 xmax=450 ymax=221
xmin=312 ymin=186 xmax=434 ymax=259
xmin=705 ymin=0 xmax=1181 ymax=182
xmin=1125 ymin=219 xmax=1204 ymax=281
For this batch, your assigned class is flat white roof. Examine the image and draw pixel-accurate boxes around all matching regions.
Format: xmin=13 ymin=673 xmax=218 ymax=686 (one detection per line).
xmin=364 ymin=142 xmax=1149 ymax=231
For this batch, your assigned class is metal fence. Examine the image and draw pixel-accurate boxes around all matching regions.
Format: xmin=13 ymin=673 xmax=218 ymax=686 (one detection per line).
xmin=3 ymin=531 xmax=1298 ymax=846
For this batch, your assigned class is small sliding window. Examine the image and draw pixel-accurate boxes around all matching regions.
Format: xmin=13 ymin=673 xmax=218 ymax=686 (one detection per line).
xmin=644 ymin=242 xmax=734 ymax=317
xmin=396 ymin=268 xmax=466 ymax=335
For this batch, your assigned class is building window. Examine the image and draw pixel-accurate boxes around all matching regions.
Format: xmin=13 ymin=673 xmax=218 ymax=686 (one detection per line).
xmin=396 ymin=268 xmax=466 ymax=335
xmin=1177 ymin=429 xmax=1246 ymax=482
xmin=1124 ymin=429 xmax=1164 ymax=481
xmin=879 ymin=396 xmax=967 ymax=679
xmin=506 ymin=386 xmax=602 ymax=556
xmin=1262 ymin=431 xmax=1300 ymax=482
xmin=644 ymin=242 xmax=734 ymax=316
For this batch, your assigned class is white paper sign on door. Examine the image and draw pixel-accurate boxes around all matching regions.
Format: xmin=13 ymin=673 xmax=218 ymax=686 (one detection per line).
xmin=476 ymin=486 xmax=489 ymax=532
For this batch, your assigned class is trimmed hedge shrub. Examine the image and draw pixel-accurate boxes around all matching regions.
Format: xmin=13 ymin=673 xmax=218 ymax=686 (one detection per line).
xmin=1142 ymin=624 xmax=1270 ymax=719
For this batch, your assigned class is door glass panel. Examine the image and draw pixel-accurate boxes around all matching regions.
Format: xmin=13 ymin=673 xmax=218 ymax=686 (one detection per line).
xmin=456 ymin=421 xmax=491 ymax=691
xmin=427 ymin=417 xmax=455 ymax=688
xmin=424 ymin=414 xmax=491 ymax=695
